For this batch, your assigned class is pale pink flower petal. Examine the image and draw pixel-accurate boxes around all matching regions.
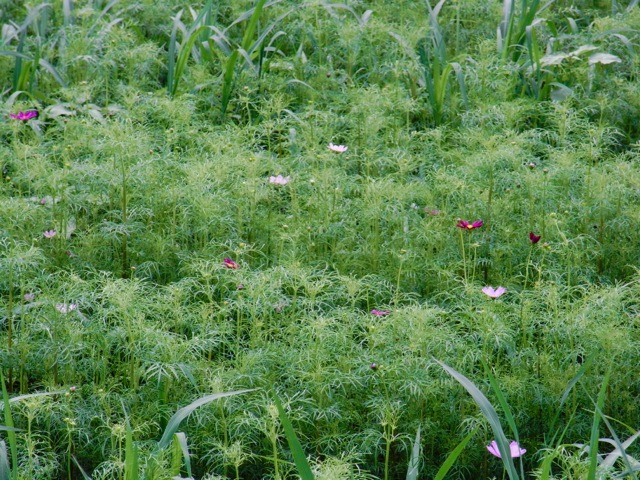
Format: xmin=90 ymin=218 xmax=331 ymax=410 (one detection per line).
xmin=482 ymin=286 xmax=507 ymax=298
xmin=56 ymin=303 xmax=77 ymax=314
xmin=327 ymin=143 xmax=348 ymax=153
xmin=487 ymin=440 xmax=526 ymax=458
xmin=269 ymin=175 xmax=291 ymax=185
xmin=43 ymin=230 xmax=57 ymax=239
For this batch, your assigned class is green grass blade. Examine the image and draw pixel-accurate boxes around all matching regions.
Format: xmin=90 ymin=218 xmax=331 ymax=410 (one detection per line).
xmin=0 ymin=441 xmax=9 ymax=480
xmin=71 ymin=456 xmax=92 ymax=480
xmin=434 ymin=427 xmax=478 ymax=480
xmin=406 ymin=426 xmax=420 ymax=480
xmin=240 ymin=0 xmax=267 ymax=52
xmin=0 ymin=371 xmax=17 ymax=480
xmin=587 ymin=368 xmax=611 ymax=480
xmin=156 ymin=389 xmax=254 ymax=451
xmin=435 ymin=358 xmax=519 ymax=480
xmin=273 ymin=392 xmax=314 ymax=480
xmin=173 ymin=432 xmax=192 ymax=478
xmin=166 ymin=10 xmax=182 ymax=96
xmin=547 ymin=354 xmax=594 ymax=446
xmin=124 ymin=420 xmax=139 ymax=480
xmin=596 ymin=409 xmax=638 ymax=478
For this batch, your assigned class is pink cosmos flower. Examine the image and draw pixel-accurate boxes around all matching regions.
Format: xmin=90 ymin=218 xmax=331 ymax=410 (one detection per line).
xmin=43 ymin=230 xmax=57 ymax=239
xmin=482 ymin=286 xmax=507 ymax=298
xmin=371 ymin=309 xmax=390 ymax=316
xmin=327 ymin=143 xmax=348 ymax=153
xmin=487 ymin=440 xmax=526 ymax=458
xmin=223 ymin=258 xmax=239 ymax=269
xmin=10 ymin=110 xmax=38 ymax=121
xmin=456 ymin=219 xmax=484 ymax=230
xmin=529 ymin=232 xmax=541 ymax=244
xmin=269 ymin=175 xmax=291 ymax=185
xmin=56 ymin=303 xmax=77 ymax=314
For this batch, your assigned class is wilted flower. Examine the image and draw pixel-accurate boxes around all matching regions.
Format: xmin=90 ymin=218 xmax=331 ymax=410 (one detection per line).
xmin=10 ymin=110 xmax=38 ymax=121
xmin=269 ymin=175 xmax=291 ymax=185
xmin=56 ymin=303 xmax=77 ymax=314
xmin=371 ymin=309 xmax=390 ymax=316
xmin=24 ymin=293 xmax=35 ymax=301
xmin=327 ymin=143 xmax=348 ymax=153
xmin=456 ymin=220 xmax=484 ymax=230
xmin=223 ymin=258 xmax=239 ymax=269
xmin=529 ymin=232 xmax=541 ymax=244
xmin=482 ymin=286 xmax=507 ymax=298
xmin=487 ymin=440 xmax=526 ymax=458
xmin=43 ymin=230 xmax=57 ymax=238
xmin=370 ymin=363 xmax=379 ymax=370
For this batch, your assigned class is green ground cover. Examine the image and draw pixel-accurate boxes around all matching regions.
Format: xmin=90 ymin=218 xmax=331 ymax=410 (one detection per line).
xmin=1 ymin=0 xmax=640 ymax=478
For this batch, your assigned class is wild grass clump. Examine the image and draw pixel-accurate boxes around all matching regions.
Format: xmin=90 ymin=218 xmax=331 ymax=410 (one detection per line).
xmin=1 ymin=1 xmax=640 ymax=479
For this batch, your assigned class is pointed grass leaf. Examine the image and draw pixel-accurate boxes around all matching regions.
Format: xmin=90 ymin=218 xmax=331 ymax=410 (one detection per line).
xmin=156 ymin=389 xmax=255 ymax=451
xmin=587 ymin=368 xmax=611 ymax=480
xmin=272 ymin=392 xmax=314 ymax=480
xmin=434 ymin=427 xmax=479 ymax=480
xmin=434 ymin=358 xmax=519 ymax=480
xmin=0 ymin=441 xmax=8 ymax=480
xmin=72 ymin=456 xmax=92 ymax=480
xmin=172 ymin=432 xmax=192 ymax=479
xmin=125 ymin=420 xmax=139 ymax=480
xmin=406 ymin=426 xmax=420 ymax=480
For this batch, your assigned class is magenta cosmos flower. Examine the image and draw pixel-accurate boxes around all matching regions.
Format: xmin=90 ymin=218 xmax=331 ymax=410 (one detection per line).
xmin=371 ymin=309 xmax=390 ymax=316
xmin=487 ymin=440 xmax=526 ymax=458
xmin=327 ymin=143 xmax=348 ymax=153
xmin=529 ymin=232 xmax=541 ymax=244
xmin=10 ymin=110 xmax=38 ymax=121
xmin=456 ymin=219 xmax=483 ymax=230
xmin=269 ymin=175 xmax=291 ymax=185
xmin=482 ymin=286 xmax=507 ymax=298
xmin=223 ymin=258 xmax=239 ymax=269
xmin=43 ymin=230 xmax=57 ymax=239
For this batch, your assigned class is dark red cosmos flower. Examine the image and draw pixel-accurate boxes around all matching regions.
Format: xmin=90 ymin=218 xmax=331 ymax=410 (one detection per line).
xmin=456 ymin=219 xmax=484 ymax=230
xmin=529 ymin=232 xmax=541 ymax=244
xmin=223 ymin=258 xmax=239 ymax=269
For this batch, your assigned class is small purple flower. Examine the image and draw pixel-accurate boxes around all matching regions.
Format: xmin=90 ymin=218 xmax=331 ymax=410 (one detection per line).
xmin=56 ymin=303 xmax=77 ymax=314
xmin=487 ymin=440 xmax=526 ymax=458
xmin=43 ymin=230 xmax=57 ymax=239
xmin=370 ymin=363 xmax=378 ymax=370
xmin=529 ymin=232 xmax=541 ymax=244
xmin=10 ymin=110 xmax=38 ymax=121
xmin=371 ymin=309 xmax=390 ymax=316
xmin=327 ymin=143 xmax=348 ymax=153
xmin=24 ymin=293 xmax=35 ymax=301
xmin=456 ymin=219 xmax=484 ymax=230
xmin=237 ymin=283 xmax=245 ymax=290
xmin=269 ymin=175 xmax=291 ymax=185
xmin=223 ymin=258 xmax=239 ymax=269
xmin=482 ymin=286 xmax=507 ymax=298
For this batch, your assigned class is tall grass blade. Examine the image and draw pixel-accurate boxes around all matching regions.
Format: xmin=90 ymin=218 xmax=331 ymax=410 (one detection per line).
xmin=434 ymin=427 xmax=478 ymax=480
xmin=124 ymin=419 xmax=139 ymax=480
xmin=156 ymin=389 xmax=254 ymax=450
xmin=273 ymin=391 xmax=315 ymax=480
xmin=596 ymin=408 xmax=639 ymax=478
xmin=406 ymin=426 xmax=420 ymax=480
xmin=0 ymin=441 xmax=9 ymax=480
xmin=484 ymin=363 xmax=524 ymax=478
xmin=547 ymin=354 xmax=594 ymax=446
xmin=587 ymin=368 xmax=611 ymax=480
xmin=0 ymin=371 xmax=17 ymax=480
xmin=63 ymin=0 xmax=74 ymax=26
xmin=72 ymin=456 xmax=92 ymax=480
xmin=434 ymin=358 xmax=519 ymax=480
xmin=173 ymin=432 xmax=192 ymax=479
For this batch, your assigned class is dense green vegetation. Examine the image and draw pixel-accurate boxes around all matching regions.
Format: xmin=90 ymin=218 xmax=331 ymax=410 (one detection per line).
xmin=1 ymin=0 xmax=640 ymax=478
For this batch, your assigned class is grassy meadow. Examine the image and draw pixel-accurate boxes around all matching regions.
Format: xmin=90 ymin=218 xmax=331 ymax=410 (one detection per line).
xmin=1 ymin=0 xmax=640 ymax=478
